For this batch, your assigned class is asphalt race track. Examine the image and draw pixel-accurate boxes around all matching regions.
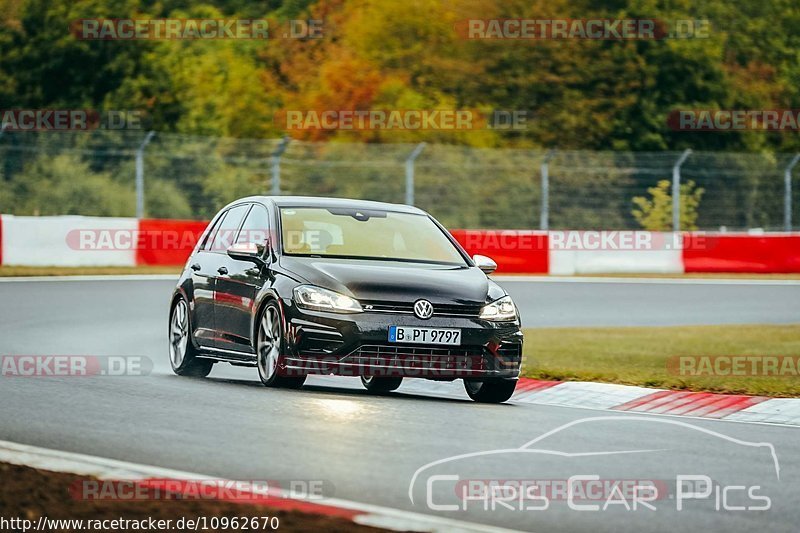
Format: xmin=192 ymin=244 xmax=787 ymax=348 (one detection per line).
xmin=1 ymin=276 xmax=799 ymax=532
xmin=498 ymin=275 xmax=800 ymax=327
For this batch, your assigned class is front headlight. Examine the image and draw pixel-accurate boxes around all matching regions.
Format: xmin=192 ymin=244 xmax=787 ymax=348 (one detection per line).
xmin=293 ymin=285 xmax=363 ymax=313
xmin=480 ymin=295 xmax=517 ymax=321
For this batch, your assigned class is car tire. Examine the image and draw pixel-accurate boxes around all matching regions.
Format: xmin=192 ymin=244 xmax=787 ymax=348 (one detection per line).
xmin=256 ymin=301 xmax=306 ymax=389
xmin=169 ymin=296 xmax=214 ymax=378
xmin=463 ymin=378 xmax=517 ymax=403
xmin=361 ymin=375 xmax=403 ymax=393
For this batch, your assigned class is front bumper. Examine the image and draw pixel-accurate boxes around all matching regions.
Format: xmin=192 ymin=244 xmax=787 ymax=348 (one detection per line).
xmin=279 ymin=298 xmax=523 ymax=380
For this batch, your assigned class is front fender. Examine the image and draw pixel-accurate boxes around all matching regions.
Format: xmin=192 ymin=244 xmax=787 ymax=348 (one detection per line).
xmin=250 ymin=272 xmax=298 ymax=347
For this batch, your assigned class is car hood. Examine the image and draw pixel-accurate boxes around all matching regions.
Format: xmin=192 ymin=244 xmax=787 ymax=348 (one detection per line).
xmin=279 ymin=256 xmax=503 ymax=305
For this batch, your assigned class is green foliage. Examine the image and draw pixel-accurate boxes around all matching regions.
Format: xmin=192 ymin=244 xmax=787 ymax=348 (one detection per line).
xmin=2 ymin=0 xmax=799 ymax=151
xmin=0 ymin=0 xmax=798 ymax=227
xmin=201 ymin=164 xmax=266 ymax=209
xmin=0 ymin=150 xmax=198 ymax=219
xmin=632 ymin=179 xmax=705 ymax=231
xmin=2 ymin=153 xmax=134 ymax=216
xmin=145 ymin=178 xmax=194 ymax=219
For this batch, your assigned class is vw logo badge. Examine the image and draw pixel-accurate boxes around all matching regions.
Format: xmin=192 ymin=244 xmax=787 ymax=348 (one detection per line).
xmin=413 ymin=299 xmax=434 ymax=319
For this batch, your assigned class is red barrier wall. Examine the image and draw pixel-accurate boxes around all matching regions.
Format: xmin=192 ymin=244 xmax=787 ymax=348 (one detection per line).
xmin=130 ymin=220 xmax=800 ymax=275
xmin=683 ymin=233 xmax=800 ymax=273
xmin=135 ymin=219 xmax=208 ymax=266
xmin=450 ymin=230 xmax=549 ymax=274
xmin=133 ymin=223 xmax=552 ymax=273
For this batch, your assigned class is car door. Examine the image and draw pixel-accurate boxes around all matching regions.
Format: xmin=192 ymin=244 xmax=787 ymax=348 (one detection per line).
xmin=202 ymin=203 xmax=250 ymax=352
xmin=214 ymin=203 xmax=271 ymax=354
xmin=188 ymin=212 xmax=227 ymax=348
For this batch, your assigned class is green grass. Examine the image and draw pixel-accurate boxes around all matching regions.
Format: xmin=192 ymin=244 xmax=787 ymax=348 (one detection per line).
xmin=0 ymin=266 xmax=182 ymax=277
xmin=522 ymin=324 xmax=800 ymax=397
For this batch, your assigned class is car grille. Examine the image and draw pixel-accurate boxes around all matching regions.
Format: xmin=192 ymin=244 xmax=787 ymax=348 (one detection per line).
xmin=361 ymin=301 xmax=482 ymax=318
xmin=292 ymin=323 xmax=345 ymax=354
xmin=494 ymin=342 xmax=523 ymax=368
xmin=342 ymin=343 xmax=487 ymax=372
xmin=496 ymin=342 xmax=522 ymax=358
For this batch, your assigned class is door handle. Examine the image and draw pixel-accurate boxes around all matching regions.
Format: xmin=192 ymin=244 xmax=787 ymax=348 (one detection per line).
xmin=190 ymin=263 xmax=201 ymax=271
xmin=217 ymin=266 xmax=228 ymax=275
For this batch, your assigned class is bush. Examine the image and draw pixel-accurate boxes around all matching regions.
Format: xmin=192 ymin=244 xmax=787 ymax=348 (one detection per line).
xmin=632 ymin=179 xmax=704 ymax=231
xmin=5 ymin=154 xmax=134 ymax=216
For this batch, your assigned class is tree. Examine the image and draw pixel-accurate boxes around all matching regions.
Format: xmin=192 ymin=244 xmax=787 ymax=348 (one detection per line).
xmin=632 ymin=179 xmax=705 ymax=231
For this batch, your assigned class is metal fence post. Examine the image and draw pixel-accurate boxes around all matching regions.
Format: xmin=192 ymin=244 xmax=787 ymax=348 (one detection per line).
xmin=271 ymin=136 xmax=290 ymax=196
xmin=0 ymin=124 xmax=7 ymax=183
xmin=540 ymin=150 xmax=555 ymax=230
xmin=404 ymin=143 xmax=426 ymax=206
xmin=672 ymin=149 xmax=692 ymax=231
xmin=784 ymin=154 xmax=800 ymax=231
xmin=135 ymin=131 xmax=155 ymax=219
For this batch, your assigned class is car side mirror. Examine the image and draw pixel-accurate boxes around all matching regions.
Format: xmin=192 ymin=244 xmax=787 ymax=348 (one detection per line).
xmin=473 ymin=254 xmax=497 ymax=274
xmin=227 ymin=242 xmax=266 ymax=266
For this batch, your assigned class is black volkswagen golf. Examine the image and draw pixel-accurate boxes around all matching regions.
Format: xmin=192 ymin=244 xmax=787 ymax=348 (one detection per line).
xmin=169 ymin=196 xmax=523 ymax=403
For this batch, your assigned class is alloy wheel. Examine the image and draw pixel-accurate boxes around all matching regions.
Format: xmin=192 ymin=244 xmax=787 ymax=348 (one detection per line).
xmin=258 ymin=305 xmax=282 ymax=381
xmin=169 ymin=299 xmax=189 ymax=368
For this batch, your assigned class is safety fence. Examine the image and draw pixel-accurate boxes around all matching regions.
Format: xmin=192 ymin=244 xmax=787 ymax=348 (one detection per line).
xmin=1 ymin=131 xmax=800 ymax=231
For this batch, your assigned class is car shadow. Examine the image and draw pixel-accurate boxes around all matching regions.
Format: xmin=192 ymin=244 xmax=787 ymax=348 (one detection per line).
xmin=198 ymin=375 xmax=497 ymax=405
xmin=303 ymin=383 xmax=475 ymax=405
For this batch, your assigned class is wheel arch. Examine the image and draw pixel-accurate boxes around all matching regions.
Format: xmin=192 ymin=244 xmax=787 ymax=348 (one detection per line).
xmin=251 ymin=288 xmax=284 ymax=348
xmin=170 ymin=286 xmax=200 ymax=350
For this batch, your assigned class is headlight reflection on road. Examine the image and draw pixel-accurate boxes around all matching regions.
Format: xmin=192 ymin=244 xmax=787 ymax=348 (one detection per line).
xmin=311 ymin=398 xmax=364 ymax=419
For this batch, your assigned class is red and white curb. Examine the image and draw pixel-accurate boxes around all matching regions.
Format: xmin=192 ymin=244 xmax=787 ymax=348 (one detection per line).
xmin=396 ymin=378 xmax=800 ymax=426
xmin=510 ymin=379 xmax=800 ymax=425
xmin=0 ymin=440 xmax=517 ymax=533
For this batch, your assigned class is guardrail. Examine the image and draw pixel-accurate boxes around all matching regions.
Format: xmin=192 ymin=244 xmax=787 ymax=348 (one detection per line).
xmin=1 ymin=215 xmax=799 ymax=273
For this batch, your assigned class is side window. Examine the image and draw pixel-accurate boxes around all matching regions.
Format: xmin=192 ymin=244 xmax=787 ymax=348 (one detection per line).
xmin=210 ymin=204 xmax=249 ymax=253
xmin=236 ymin=205 xmax=270 ymax=245
xmin=200 ymin=211 xmax=226 ymax=251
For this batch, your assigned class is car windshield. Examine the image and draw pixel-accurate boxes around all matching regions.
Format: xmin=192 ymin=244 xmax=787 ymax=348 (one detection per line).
xmin=280 ymin=207 xmax=467 ymax=265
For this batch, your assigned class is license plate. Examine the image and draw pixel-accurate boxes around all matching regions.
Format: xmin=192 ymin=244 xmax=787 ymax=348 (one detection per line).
xmin=388 ymin=326 xmax=461 ymax=345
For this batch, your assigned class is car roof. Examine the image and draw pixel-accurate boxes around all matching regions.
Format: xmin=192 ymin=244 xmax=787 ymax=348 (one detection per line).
xmin=227 ymin=196 xmax=427 ymax=215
